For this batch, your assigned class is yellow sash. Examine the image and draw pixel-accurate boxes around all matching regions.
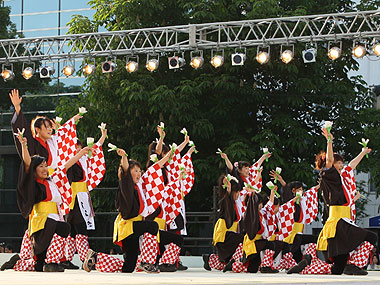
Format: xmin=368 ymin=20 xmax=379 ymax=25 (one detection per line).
xmin=154 ymin=217 xmax=166 ymax=231
xmin=283 ymin=222 xmax=304 ymax=244
xmin=317 ymin=206 xmax=351 ymax=251
xmin=213 ymin=218 xmax=238 ymax=245
xmin=113 ymin=214 xmax=143 ymax=243
xmin=69 ymin=181 xmax=88 ymax=209
xmin=28 ymin=201 xmax=58 ymax=236
xmin=269 ymin=234 xmax=276 ymax=241
xmin=242 ymin=233 xmax=262 ymax=257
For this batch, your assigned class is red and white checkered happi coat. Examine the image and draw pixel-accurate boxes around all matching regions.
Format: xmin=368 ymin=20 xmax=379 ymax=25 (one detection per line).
xmin=260 ymin=200 xmax=276 ymax=239
xmin=276 ymin=199 xmax=296 ymax=241
xmin=181 ymin=153 xmax=195 ymax=197
xmin=166 ymin=149 xmax=182 ymax=183
xmin=54 ymin=117 xmax=78 ymax=215
xmin=303 ymin=186 xmax=319 ymax=224
xmin=340 ymin=166 xmax=356 ymax=221
xmin=86 ymin=142 xmax=105 ymax=191
xmin=142 ymin=163 xmax=165 ymax=215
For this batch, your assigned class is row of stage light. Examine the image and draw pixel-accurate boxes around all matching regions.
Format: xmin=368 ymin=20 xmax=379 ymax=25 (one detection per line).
xmin=1 ymin=42 xmax=380 ymax=81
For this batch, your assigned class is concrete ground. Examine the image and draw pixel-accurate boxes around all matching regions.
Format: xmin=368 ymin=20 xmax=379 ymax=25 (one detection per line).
xmin=1 ymin=254 xmax=380 ymax=285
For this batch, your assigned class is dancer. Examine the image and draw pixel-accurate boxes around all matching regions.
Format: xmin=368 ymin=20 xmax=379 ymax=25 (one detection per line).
xmin=316 ymin=127 xmax=376 ymax=275
xmin=84 ymin=148 xmax=171 ymax=273
xmin=14 ymin=133 xmax=90 ymax=272
xmin=63 ymin=127 xmax=107 ymax=269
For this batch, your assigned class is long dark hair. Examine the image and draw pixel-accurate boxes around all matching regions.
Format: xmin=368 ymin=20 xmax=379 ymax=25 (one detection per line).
xmin=31 ymin=116 xmax=53 ymax=137
xmin=237 ymin=161 xmax=250 ymax=170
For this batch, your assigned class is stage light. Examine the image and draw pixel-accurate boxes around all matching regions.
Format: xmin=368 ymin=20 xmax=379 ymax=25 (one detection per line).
xmin=168 ymin=55 xmax=185 ymax=69
xmin=39 ymin=66 xmax=55 ymax=78
xmin=146 ymin=59 xmax=159 ymax=72
xmin=281 ymin=50 xmax=293 ymax=64
xmin=126 ymin=61 xmax=138 ymax=73
xmin=231 ymin=53 xmax=246 ymax=66
xmin=373 ymin=43 xmax=380 ymax=56
xmin=210 ymin=55 xmax=224 ymax=68
xmin=190 ymin=56 xmax=204 ymax=69
xmin=22 ymin=67 xmax=34 ymax=80
xmin=190 ymin=51 xmax=204 ymax=69
xmin=302 ymin=48 xmax=317 ymax=63
xmin=62 ymin=65 xmax=75 ymax=77
xmin=328 ymin=46 xmax=341 ymax=60
xmin=101 ymin=61 xmax=117 ymax=73
xmin=256 ymin=51 xmax=270 ymax=64
xmin=83 ymin=64 xmax=95 ymax=76
xmin=1 ymin=69 xmax=15 ymax=81
xmin=352 ymin=44 xmax=366 ymax=58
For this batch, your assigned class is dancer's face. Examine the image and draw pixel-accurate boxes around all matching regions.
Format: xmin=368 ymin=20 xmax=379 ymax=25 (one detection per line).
xmin=130 ymin=165 xmax=142 ymax=184
xmin=238 ymin=166 xmax=249 ymax=178
xmin=293 ymin=187 xmax=303 ymax=196
xmin=333 ymin=160 xmax=344 ymax=173
xmin=35 ymin=161 xmax=49 ymax=180
xmin=35 ymin=122 xmax=52 ymax=141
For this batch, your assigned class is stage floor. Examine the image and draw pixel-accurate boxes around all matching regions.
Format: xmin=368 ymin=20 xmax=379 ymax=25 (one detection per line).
xmin=1 ymin=268 xmax=380 ymax=285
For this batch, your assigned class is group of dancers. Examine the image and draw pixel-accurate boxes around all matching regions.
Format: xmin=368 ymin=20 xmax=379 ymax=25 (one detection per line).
xmin=203 ymin=126 xmax=377 ymax=275
xmin=1 ymin=89 xmax=194 ymax=273
xmin=0 ymin=88 xmax=377 ymax=276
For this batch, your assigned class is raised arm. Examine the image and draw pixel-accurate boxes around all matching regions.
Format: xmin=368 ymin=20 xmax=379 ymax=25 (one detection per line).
xmin=348 ymin=148 xmax=371 ymax=170
xmin=220 ymin=152 xmax=233 ymax=172
xmin=256 ymin=152 xmax=272 ymax=168
xmin=177 ymin=134 xmax=190 ymax=153
xmin=157 ymin=151 xmax=171 ymax=168
xmin=269 ymin=170 xmax=286 ymax=186
xmin=64 ymin=147 xmax=90 ymax=170
xmin=9 ymin=89 xmax=22 ymax=115
xmin=97 ymin=127 xmax=107 ymax=146
xmin=117 ymin=148 xmax=129 ymax=173
xmin=155 ymin=126 xmax=165 ymax=155
xmin=223 ymin=176 xmax=232 ymax=195
xmin=17 ymin=135 xmax=31 ymax=173
xmin=322 ymin=128 xmax=334 ymax=169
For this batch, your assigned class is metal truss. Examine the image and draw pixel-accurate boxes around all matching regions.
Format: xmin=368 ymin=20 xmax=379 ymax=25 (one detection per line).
xmin=0 ymin=10 xmax=379 ymax=63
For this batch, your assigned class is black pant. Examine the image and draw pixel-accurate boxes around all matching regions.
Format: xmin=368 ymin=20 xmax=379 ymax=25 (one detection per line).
xmin=272 ymin=240 xmax=290 ymax=259
xmin=121 ymin=220 xmax=158 ymax=273
xmin=35 ymin=221 xmax=70 ymax=271
xmin=291 ymin=234 xmax=317 ymax=263
xmin=70 ymin=222 xmax=87 ymax=236
xmin=246 ymin=240 xmax=274 ymax=273
xmin=157 ymin=230 xmax=184 ymax=264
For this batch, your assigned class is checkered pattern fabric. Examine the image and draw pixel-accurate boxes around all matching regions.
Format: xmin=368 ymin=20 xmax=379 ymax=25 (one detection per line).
xmin=276 ymin=199 xmax=296 ymax=241
xmin=181 ymin=153 xmax=195 ymax=197
xmin=232 ymin=243 xmax=248 ymax=273
xmin=51 ymin=166 xmax=72 ymax=215
xmin=56 ymin=117 xmax=77 ymax=166
xmin=45 ymin=233 xmax=65 ymax=264
xmin=164 ymin=180 xmax=182 ymax=225
xmin=303 ymin=187 xmax=319 ymax=224
xmin=300 ymin=258 xmax=332 ymax=274
xmin=275 ymin=252 xmax=297 ymax=271
xmin=64 ymin=235 xmax=76 ymax=261
xmin=304 ymin=243 xmax=317 ymax=259
xmin=166 ymin=149 xmax=182 ymax=183
xmin=260 ymin=201 xmax=276 ymax=239
xmin=260 ymin=249 xmax=275 ymax=268
xmin=208 ymin=254 xmax=226 ymax=271
xmin=341 ymin=166 xmax=357 ymax=221
xmin=143 ymin=164 xmax=165 ymax=215
xmin=249 ymin=161 xmax=263 ymax=190
xmin=95 ymin=252 xmax=123 ymax=273
xmin=19 ymin=230 xmax=33 ymax=260
xmin=348 ymin=241 xmax=373 ymax=268
xmin=159 ymin=242 xmax=181 ymax=265
xmin=87 ymin=142 xmax=106 ymax=191
xmin=76 ymin=234 xmax=90 ymax=262
xmin=139 ymin=233 xmax=158 ymax=265
xmin=14 ymin=259 xmax=36 ymax=271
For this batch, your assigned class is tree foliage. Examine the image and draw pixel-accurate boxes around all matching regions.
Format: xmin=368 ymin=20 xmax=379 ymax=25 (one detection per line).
xmin=59 ymin=0 xmax=380 ymax=214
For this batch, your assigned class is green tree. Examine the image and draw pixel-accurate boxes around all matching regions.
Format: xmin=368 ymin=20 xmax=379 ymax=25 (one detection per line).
xmin=59 ymin=0 xmax=380 ymax=216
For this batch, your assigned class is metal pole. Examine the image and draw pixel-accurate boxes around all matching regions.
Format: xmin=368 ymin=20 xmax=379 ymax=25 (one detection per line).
xmin=21 ymin=0 xmax=24 ymax=32
xmin=57 ymin=0 xmax=61 ymax=94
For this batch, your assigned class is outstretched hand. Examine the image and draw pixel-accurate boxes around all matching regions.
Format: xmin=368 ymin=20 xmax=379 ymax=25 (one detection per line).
xmin=9 ymin=89 xmax=22 ymax=113
xmin=116 ymin=148 xmax=127 ymax=157
xmin=321 ymin=128 xmax=333 ymax=141
xmin=157 ymin=126 xmax=165 ymax=139
xmin=17 ymin=135 xmax=27 ymax=146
